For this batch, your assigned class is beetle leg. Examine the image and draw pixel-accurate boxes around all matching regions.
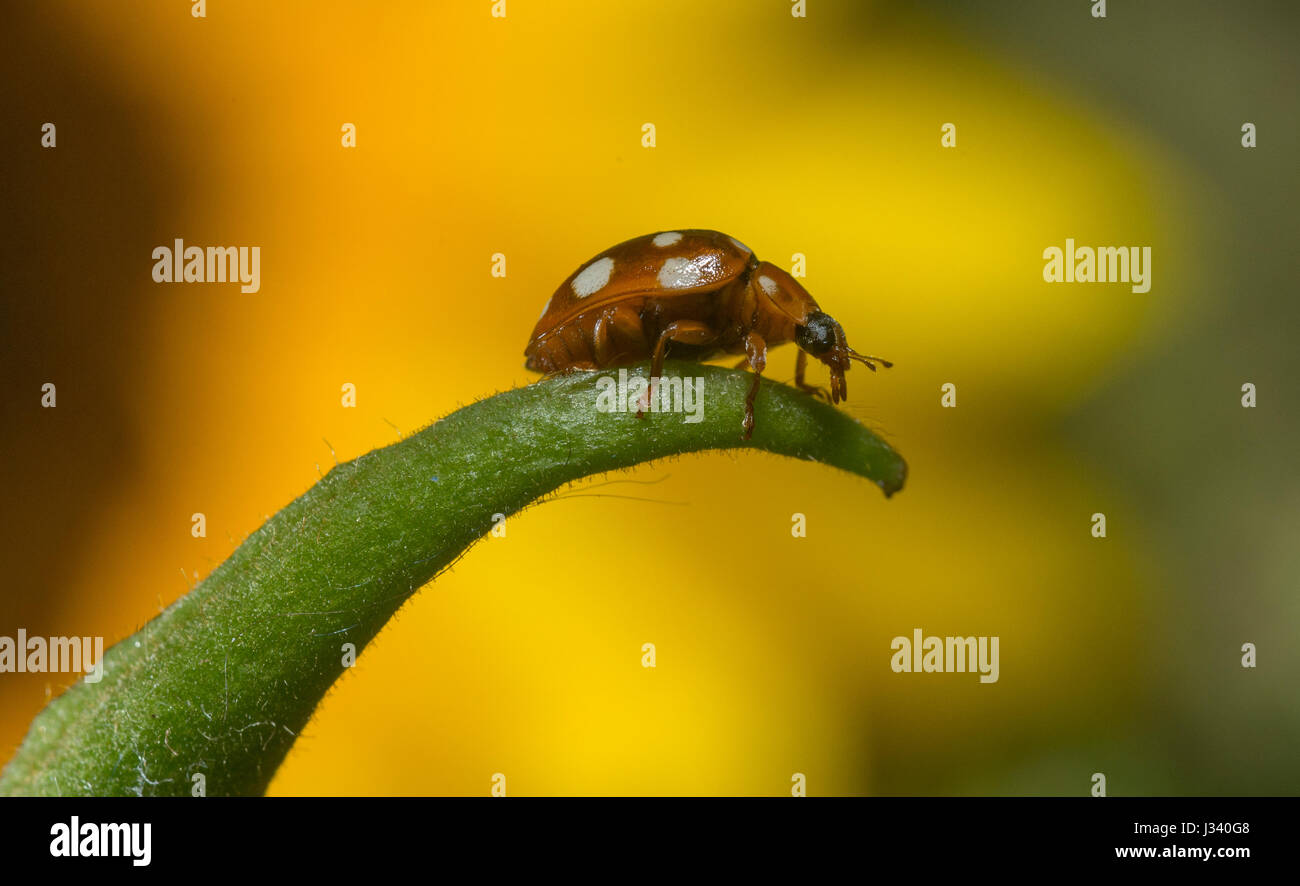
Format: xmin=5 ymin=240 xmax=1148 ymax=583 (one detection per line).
xmin=594 ymin=304 xmax=648 ymax=366
xmin=741 ymin=331 xmax=768 ymax=439
xmin=793 ymin=349 xmax=831 ymax=401
xmin=640 ymin=320 xmax=716 ymax=417
xmin=532 ymin=339 xmax=597 ymax=376
xmin=592 ymin=309 xmax=616 ymax=366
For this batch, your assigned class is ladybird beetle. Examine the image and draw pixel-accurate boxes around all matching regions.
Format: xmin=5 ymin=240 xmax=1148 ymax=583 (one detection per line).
xmin=524 ymin=230 xmax=891 ymax=438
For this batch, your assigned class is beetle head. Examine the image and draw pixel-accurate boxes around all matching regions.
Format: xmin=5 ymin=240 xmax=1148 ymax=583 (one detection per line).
xmin=794 ymin=310 xmax=892 ymax=403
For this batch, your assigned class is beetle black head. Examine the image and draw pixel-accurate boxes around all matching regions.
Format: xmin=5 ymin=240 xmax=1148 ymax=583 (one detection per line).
xmin=795 ymin=310 xmax=892 ymax=403
xmin=794 ymin=311 xmax=839 ymax=357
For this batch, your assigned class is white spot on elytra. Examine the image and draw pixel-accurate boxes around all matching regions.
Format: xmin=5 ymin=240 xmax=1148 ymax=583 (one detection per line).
xmin=571 ymin=256 xmax=614 ymax=298
xmin=729 ymin=236 xmax=752 ymax=255
xmin=658 ymin=252 xmax=724 ymax=289
xmin=652 ymin=231 xmax=683 ymax=247
xmin=757 ymin=274 xmax=778 ymax=295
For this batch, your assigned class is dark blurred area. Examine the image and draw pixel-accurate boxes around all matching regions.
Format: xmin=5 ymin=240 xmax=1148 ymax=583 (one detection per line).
xmin=917 ymin=0 xmax=1300 ymax=794
xmin=1 ymin=6 xmax=180 ymax=711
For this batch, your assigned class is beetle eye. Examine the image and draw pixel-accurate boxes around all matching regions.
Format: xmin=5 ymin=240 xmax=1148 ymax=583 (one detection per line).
xmin=796 ymin=311 xmax=837 ymax=356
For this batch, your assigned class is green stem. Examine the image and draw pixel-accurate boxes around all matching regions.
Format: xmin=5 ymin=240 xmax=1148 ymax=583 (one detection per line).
xmin=0 ymin=363 xmax=905 ymax=796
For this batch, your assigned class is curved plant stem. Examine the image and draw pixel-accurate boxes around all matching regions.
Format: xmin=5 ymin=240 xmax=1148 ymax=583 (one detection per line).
xmin=0 ymin=362 xmax=905 ymax=796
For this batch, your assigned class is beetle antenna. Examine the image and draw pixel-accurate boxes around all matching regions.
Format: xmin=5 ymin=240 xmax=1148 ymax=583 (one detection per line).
xmin=846 ymin=348 xmax=893 ymax=371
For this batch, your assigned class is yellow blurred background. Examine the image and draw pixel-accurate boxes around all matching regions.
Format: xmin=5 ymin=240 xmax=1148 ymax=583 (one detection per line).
xmin=2 ymin=0 xmax=1295 ymax=794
